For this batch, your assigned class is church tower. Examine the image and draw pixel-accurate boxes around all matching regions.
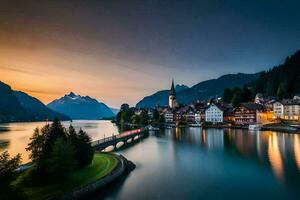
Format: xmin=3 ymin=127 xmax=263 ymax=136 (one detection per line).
xmin=169 ymin=79 xmax=177 ymax=108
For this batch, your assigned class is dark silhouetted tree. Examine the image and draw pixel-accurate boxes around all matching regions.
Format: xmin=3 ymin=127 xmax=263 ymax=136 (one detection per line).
xmin=43 ymin=118 xmax=67 ymax=156
xmin=26 ymin=128 xmax=45 ymax=163
xmin=75 ymin=129 xmax=94 ymax=167
xmin=46 ymin=138 xmax=77 ymax=178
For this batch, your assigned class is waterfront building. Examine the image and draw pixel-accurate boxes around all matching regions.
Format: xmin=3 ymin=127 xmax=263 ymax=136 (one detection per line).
xmin=273 ymin=99 xmax=300 ymax=121
xmin=256 ymin=110 xmax=275 ymax=124
xmin=164 ymin=109 xmax=174 ymax=123
xmin=184 ymin=108 xmax=196 ymax=123
xmin=223 ymin=107 xmax=235 ymax=122
xmin=234 ymin=103 xmax=263 ymax=125
xmin=205 ymin=103 xmax=224 ymax=123
xmin=195 ymin=111 xmax=201 ymax=123
xmin=174 ymin=106 xmax=195 ymax=123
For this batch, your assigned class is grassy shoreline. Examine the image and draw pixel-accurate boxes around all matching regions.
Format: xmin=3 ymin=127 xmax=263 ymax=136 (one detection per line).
xmin=13 ymin=152 xmax=118 ymax=200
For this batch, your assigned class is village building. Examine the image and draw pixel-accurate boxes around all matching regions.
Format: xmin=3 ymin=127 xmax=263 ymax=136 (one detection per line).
xmin=173 ymin=106 xmax=196 ymax=123
xmin=256 ymin=110 xmax=275 ymax=124
xmin=273 ymin=99 xmax=300 ymax=121
xmin=234 ymin=103 xmax=263 ymax=125
xmin=195 ymin=109 xmax=206 ymax=123
xmin=184 ymin=108 xmax=196 ymax=123
xmin=164 ymin=109 xmax=174 ymax=123
xmin=205 ymin=103 xmax=224 ymax=123
xmin=195 ymin=111 xmax=201 ymax=123
xmin=223 ymin=107 xmax=235 ymax=122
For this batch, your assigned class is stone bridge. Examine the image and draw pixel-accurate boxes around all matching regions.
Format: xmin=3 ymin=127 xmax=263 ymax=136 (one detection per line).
xmin=92 ymin=128 xmax=148 ymax=151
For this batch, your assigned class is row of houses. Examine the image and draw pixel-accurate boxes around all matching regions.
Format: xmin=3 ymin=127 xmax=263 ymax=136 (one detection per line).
xmin=160 ymin=95 xmax=300 ymax=125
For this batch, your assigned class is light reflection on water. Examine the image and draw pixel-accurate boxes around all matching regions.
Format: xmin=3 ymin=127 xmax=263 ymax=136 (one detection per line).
xmin=1 ymin=121 xmax=300 ymax=199
xmin=294 ymin=135 xmax=300 ymax=171
xmin=161 ymin=128 xmax=300 ymax=187
xmin=93 ymin=127 xmax=300 ymax=200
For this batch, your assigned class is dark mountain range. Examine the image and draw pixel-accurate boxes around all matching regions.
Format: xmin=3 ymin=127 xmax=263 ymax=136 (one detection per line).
xmin=0 ymin=81 xmax=28 ymax=122
xmin=136 ymin=73 xmax=259 ymax=108
xmin=14 ymin=91 xmax=70 ymax=121
xmin=47 ymin=92 xmax=115 ymax=119
xmin=0 ymin=81 xmax=69 ymax=122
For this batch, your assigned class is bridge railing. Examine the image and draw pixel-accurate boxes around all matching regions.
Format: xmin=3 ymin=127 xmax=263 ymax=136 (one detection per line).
xmin=91 ymin=128 xmax=145 ymax=147
xmin=91 ymin=135 xmax=116 ymax=146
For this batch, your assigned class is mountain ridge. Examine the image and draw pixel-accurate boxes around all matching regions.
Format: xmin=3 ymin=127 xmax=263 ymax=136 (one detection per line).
xmin=47 ymin=92 xmax=115 ymax=119
xmin=0 ymin=81 xmax=70 ymax=122
xmin=14 ymin=91 xmax=70 ymax=121
xmin=136 ymin=73 xmax=259 ymax=108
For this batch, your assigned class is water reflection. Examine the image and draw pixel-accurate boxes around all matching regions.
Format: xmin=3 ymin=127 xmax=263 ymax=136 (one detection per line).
xmin=158 ymin=127 xmax=300 ymax=186
xmin=268 ymin=134 xmax=284 ymax=182
xmin=294 ymin=135 xmax=300 ymax=171
xmin=0 ymin=120 xmax=118 ymax=163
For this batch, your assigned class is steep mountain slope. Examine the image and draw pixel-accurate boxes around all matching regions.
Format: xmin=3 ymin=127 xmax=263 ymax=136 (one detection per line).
xmin=14 ymin=91 xmax=70 ymax=121
xmin=0 ymin=81 xmax=29 ymax=122
xmin=47 ymin=92 xmax=115 ymax=119
xmin=252 ymin=49 xmax=300 ymax=98
xmin=0 ymin=81 xmax=69 ymax=122
xmin=136 ymin=73 xmax=259 ymax=108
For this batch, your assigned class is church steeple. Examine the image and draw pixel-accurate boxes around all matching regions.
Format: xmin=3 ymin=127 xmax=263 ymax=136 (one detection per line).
xmin=170 ymin=79 xmax=176 ymax=96
xmin=169 ymin=79 xmax=177 ymax=108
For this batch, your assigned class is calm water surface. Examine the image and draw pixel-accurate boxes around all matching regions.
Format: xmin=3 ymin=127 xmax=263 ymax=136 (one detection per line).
xmin=0 ymin=120 xmax=118 ymax=163
xmin=1 ymin=121 xmax=300 ymax=199
xmin=99 ymin=127 xmax=300 ymax=200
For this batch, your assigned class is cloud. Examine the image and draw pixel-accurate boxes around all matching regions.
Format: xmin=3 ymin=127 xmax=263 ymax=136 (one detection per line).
xmin=0 ymin=65 xmax=43 ymax=76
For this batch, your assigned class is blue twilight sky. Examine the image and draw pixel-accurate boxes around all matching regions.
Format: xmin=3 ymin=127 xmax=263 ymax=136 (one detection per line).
xmin=0 ymin=0 xmax=300 ymax=107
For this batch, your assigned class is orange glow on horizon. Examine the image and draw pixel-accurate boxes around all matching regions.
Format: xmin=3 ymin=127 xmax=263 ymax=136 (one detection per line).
xmin=0 ymin=46 xmax=163 ymax=107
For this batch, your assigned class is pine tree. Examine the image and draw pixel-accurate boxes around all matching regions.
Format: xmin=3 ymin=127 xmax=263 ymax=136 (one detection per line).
xmin=26 ymin=128 xmax=45 ymax=163
xmin=46 ymin=138 xmax=77 ymax=178
xmin=43 ymin=118 xmax=67 ymax=156
xmin=76 ymin=129 xmax=94 ymax=167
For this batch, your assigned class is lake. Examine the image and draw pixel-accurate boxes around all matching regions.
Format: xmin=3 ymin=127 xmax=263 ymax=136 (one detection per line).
xmin=0 ymin=120 xmax=118 ymax=163
xmin=1 ymin=121 xmax=300 ymax=199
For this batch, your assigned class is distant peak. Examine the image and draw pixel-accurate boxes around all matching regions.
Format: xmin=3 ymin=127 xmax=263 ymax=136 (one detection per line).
xmin=175 ymin=84 xmax=189 ymax=92
xmin=67 ymin=92 xmax=77 ymax=97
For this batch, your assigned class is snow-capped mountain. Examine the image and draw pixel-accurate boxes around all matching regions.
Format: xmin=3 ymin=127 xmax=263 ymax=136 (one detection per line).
xmin=47 ymin=92 xmax=115 ymax=119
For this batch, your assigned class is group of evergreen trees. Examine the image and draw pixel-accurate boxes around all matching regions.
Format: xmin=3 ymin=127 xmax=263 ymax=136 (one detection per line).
xmin=223 ymin=50 xmax=300 ymax=105
xmin=252 ymin=50 xmax=300 ymax=99
xmin=26 ymin=118 xmax=94 ymax=182
xmin=223 ymin=85 xmax=252 ymax=106
xmin=116 ymin=104 xmax=149 ymax=126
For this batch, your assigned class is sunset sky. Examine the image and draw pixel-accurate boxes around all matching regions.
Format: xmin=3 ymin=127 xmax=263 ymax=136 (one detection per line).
xmin=1 ymin=0 xmax=300 ymax=108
